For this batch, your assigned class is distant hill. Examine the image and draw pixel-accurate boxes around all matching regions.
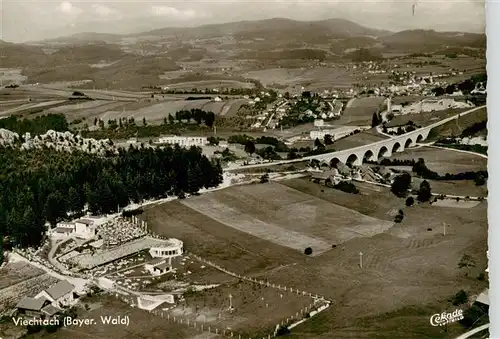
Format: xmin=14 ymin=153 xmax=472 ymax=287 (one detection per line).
xmin=33 ymin=32 xmax=124 ymax=45
xmin=0 ymin=41 xmax=47 ymax=68
xmin=132 ymin=18 xmax=392 ymax=42
xmin=382 ymin=29 xmax=485 ymax=53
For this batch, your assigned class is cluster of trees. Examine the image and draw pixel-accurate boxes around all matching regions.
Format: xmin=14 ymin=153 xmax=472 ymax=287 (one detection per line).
xmin=386 ymin=121 xmax=419 ymax=136
xmin=153 ymin=84 xmax=262 ymax=96
xmin=332 ymin=181 xmax=359 ymax=194
xmin=435 ymin=142 xmax=487 ymax=156
xmin=0 ymin=145 xmax=223 ymax=248
xmin=390 ymin=172 xmax=412 ymax=197
xmin=431 ymin=73 xmax=487 ymax=96
xmin=173 ymin=109 xmax=216 ymax=127
xmin=390 ymin=172 xmax=432 ymax=203
xmin=460 ymin=120 xmax=487 ymax=138
xmin=0 ymin=114 xmax=69 ymax=135
xmin=366 ymin=158 xmax=416 ymax=166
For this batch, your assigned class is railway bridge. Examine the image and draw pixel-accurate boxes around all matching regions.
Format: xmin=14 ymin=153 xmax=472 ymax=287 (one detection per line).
xmin=229 ymin=106 xmax=486 ymax=170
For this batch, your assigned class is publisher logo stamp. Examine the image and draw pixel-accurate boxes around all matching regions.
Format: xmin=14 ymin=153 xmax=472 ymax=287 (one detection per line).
xmin=430 ymin=309 xmax=464 ymax=326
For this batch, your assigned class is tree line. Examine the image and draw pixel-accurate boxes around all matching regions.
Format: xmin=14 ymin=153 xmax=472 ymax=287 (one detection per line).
xmin=0 ymin=114 xmax=69 ymax=135
xmin=0 ymin=144 xmax=223 ymax=248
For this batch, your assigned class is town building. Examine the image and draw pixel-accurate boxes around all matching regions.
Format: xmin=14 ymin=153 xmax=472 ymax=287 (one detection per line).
xmin=35 ymin=280 xmax=76 ymax=308
xmin=156 ymin=136 xmax=208 ymax=147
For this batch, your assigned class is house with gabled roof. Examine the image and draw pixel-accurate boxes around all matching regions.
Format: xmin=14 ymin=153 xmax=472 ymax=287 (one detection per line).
xmin=35 ymin=280 xmax=76 ymax=307
xmin=16 ymin=297 xmax=51 ymax=318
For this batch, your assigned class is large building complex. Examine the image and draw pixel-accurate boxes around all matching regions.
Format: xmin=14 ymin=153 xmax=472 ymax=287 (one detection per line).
xmin=156 ymin=136 xmax=208 ymax=147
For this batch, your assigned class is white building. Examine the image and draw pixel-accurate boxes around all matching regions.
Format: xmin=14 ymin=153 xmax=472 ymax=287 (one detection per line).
xmin=156 ymin=136 xmax=208 ymax=147
xmin=149 ymin=239 xmax=184 ymax=259
xmin=213 ymin=96 xmax=222 ymax=102
xmin=35 ymin=280 xmax=75 ymax=308
xmin=144 ymin=258 xmax=172 ymax=276
xmin=53 ymin=218 xmax=96 ymax=239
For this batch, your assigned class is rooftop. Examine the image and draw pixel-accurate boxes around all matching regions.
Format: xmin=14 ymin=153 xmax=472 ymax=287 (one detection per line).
xmin=41 ymin=304 xmax=61 ymax=317
xmin=155 ymin=262 xmax=171 ymax=270
xmin=75 ymin=219 xmax=94 ymax=225
xmin=45 ymin=280 xmax=75 ymax=300
xmin=16 ymin=297 xmax=47 ymax=311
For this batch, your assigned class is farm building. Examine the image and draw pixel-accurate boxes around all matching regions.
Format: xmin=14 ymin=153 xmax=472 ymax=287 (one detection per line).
xmin=16 ymin=297 xmax=51 ymax=318
xmin=144 ymin=258 xmax=172 ymax=276
xmin=476 ymin=289 xmax=489 ymax=306
xmin=35 ymin=280 xmax=76 ymax=308
xmin=310 ymin=169 xmax=341 ymax=185
xmin=156 ymin=136 xmax=208 ymax=147
xmin=149 ymin=239 xmax=184 ymax=259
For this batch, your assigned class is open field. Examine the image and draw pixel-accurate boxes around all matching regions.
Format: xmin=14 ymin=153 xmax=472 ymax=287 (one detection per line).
xmin=0 ymin=261 xmax=46 ymax=290
xmin=173 ymin=280 xmax=312 ymax=337
xmin=25 ymin=295 xmax=204 ymax=339
xmin=427 ymin=106 xmax=487 ymax=139
xmin=389 ymin=146 xmax=487 ymax=174
xmin=387 ymin=107 xmax=474 ymax=128
xmin=181 ymin=182 xmax=393 ymax=255
xmin=243 ymin=67 xmax=356 ymax=90
xmin=144 ymin=177 xmax=487 ymax=337
xmin=336 ymin=96 xmax=386 ymax=125
xmin=99 ymin=98 xmax=248 ymax=123
xmin=264 ymin=179 xmax=488 ymax=338
xmin=413 ymin=177 xmax=487 ymax=198
xmin=0 ymin=273 xmax=60 ymax=313
xmin=331 ymin=129 xmax=389 ymax=150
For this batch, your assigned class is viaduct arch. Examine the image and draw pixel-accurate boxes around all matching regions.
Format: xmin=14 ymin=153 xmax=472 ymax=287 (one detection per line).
xmin=229 ymin=106 xmax=485 ymax=171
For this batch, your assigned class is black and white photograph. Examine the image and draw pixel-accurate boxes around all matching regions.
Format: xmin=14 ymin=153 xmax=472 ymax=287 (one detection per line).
xmin=0 ymin=1 xmax=489 ymax=338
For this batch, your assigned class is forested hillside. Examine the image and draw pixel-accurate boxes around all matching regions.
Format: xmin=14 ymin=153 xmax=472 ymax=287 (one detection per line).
xmin=0 ymin=145 xmax=223 ymax=248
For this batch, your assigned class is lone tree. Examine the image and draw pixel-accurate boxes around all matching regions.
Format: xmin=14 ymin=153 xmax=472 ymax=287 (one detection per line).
xmin=474 ymin=173 xmax=486 ymax=186
xmin=304 ymin=247 xmax=313 ymax=255
xmin=207 ymin=136 xmax=219 ymax=146
xmin=244 ymin=140 xmax=256 ymax=154
xmin=391 ymin=172 xmax=412 ymax=197
xmin=371 ymin=112 xmax=381 ymax=127
xmin=417 ymin=180 xmax=432 ymax=202
xmin=314 ymin=138 xmax=325 ymax=149
xmin=405 ymin=196 xmax=415 ymax=206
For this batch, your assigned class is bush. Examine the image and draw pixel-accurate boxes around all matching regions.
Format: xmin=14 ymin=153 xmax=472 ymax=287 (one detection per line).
xmin=333 ymin=181 xmax=359 ymax=194
xmin=276 ymin=325 xmax=291 ymax=335
xmin=405 ymin=197 xmax=414 ymax=206
xmin=394 ymin=214 xmax=404 ymax=223
xmin=304 ymin=247 xmax=313 ymax=255
xmin=451 ymin=290 xmax=468 ymax=306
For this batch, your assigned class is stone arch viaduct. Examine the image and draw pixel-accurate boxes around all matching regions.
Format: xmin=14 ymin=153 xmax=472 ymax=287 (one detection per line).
xmin=230 ymin=106 xmax=485 ymax=170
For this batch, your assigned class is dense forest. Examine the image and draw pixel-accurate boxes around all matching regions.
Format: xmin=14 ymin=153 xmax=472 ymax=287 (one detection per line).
xmin=0 ymin=114 xmax=69 ymax=135
xmin=0 ymin=145 xmax=223 ymax=248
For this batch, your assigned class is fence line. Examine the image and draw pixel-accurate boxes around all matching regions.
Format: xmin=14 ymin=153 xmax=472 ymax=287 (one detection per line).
xmin=187 ymin=252 xmax=332 ymax=304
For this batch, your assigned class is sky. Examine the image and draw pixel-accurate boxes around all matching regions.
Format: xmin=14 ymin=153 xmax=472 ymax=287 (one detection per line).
xmin=1 ymin=0 xmax=485 ymax=43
